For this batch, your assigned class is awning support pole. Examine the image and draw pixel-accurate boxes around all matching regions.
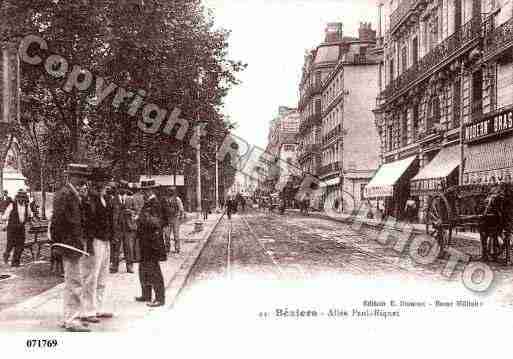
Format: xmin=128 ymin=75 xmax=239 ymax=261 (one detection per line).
xmin=459 ymin=62 xmax=465 ymax=185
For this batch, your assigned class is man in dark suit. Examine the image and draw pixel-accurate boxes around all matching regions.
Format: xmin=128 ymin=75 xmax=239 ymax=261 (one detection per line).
xmin=50 ymin=163 xmax=92 ymax=332
xmin=135 ymin=180 xmax=167 ymax=307
xmin=111 ymin=182 xmax=136 ymax=273
xmin=79 ymin=166 xmax=115 ymax=323
xmin=2 ymin=189 xmax=32 ymax=266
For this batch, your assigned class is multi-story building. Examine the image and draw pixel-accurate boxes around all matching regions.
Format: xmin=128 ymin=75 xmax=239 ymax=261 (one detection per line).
xmin=297 ymin=23 xmax=348 ymax=180
xmin=463 ymin=1 xmax=513 ymax=185
xmin=318 ymin=23 xmax=381 ymax=211
xmin=297 ymin=22 xmax=381 ymax=210
xmin=260 ymin=106 xmax=300 ymax=192
xmin=368 ymin=0 xmax=488 ymax=220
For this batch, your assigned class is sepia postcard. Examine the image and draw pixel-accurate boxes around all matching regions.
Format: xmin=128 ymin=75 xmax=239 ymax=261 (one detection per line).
xmin=1 ymin=0 xmax=512 ymax=357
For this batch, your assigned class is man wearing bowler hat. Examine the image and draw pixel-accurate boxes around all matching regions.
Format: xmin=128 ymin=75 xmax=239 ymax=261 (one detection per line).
xmin=135 ymin=179 xmax=167 ymax=307
xmin=2 ymin=189 xmax=32 ymax=267
xmin=51 ymin=163 xmax=92 ymax=332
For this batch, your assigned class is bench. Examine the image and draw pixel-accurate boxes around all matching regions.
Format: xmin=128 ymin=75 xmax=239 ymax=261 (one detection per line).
xmin=24 ymin=220 xmax=50 ymax=262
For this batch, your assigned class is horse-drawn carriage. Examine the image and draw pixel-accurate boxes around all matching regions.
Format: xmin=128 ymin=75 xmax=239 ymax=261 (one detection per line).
xmin=425 ymin=182 xmax=513 ymax=264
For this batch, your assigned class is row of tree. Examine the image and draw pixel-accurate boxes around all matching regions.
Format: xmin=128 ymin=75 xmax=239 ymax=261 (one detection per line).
xmin=0 ymin=0 xmax=244 ymax=196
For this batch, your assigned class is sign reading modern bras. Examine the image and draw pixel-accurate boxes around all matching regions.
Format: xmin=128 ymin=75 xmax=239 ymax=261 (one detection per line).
xmin=465 ymin=107 xmax=513 ymax=142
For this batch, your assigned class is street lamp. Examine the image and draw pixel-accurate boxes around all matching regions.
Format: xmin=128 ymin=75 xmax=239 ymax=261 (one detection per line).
xmin=194 ymin=70 xmax=206 ymax=232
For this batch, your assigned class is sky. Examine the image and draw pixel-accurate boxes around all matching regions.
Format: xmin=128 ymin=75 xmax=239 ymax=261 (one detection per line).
xmin=203 ymin=0 xmax=379 ymax=149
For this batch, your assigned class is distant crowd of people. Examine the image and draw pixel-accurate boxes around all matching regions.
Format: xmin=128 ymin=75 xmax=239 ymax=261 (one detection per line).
xmin=1 ymin=163 xmax=186 ymax=332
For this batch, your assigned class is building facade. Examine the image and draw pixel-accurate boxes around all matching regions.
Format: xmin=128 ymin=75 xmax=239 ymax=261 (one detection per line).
xmin=297 ymin=22 xmax=381 ymax=211
xmin=368 ymin=0 xmax=512 ymax=221
xmin=318 ymin=23 xmax=381 ymax=211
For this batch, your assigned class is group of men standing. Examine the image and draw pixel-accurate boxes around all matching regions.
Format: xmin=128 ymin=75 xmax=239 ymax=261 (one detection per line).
xmin=50 ymin=163 xmax=184 ymax=332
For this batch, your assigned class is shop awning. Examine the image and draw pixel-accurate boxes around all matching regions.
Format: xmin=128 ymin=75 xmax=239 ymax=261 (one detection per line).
xmin=320 ymin=177 xmax=340 ymax=188
xmin=410 ymin=145 xmax=460 ymax=195
xmin=364 ymin=156 xmax=417 ymax=198
xmin=139 ymin=175 xmax=185 ymax=186
xmin=464 ymin=136 xmax=513 ymax=184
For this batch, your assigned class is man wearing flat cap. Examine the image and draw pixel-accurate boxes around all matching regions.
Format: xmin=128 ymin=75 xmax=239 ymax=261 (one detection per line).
xmin=2 ymin=189 xmax=32 ymax=267
xmin=50 ymin=163 xmax=91 ymax=332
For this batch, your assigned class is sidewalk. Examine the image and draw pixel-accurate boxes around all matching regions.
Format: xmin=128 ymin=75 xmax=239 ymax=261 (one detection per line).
xmin=0 ymin=212 xmax=224 ymax=332
xmin=289 ymin=209 xmax=481 ymax=242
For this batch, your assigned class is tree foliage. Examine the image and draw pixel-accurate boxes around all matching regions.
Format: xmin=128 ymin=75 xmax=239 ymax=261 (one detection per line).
xmin=1 ymin=0 xmax=245 ymax=190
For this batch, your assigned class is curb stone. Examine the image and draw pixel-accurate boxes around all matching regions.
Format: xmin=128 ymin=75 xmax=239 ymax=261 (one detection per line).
xmin=165 ymin=211 xmax=226 ymax=308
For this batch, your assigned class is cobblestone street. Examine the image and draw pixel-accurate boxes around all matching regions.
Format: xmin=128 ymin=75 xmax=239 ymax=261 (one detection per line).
xmin=180 ymin=209 xmax=513 ymax=309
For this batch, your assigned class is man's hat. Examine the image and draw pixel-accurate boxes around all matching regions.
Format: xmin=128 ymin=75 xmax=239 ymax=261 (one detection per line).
xmin=89 ymin=166 xmax=112 ymax=183
xmin=140 ymin=179 xmax=158 ymax=189
xmin=119 ymin=180 xmax=130 ymax=189
xmin=15 ymin=189 xmax=29 ymax=201
xmin=64 ymin=163 xmax=91 ymax=178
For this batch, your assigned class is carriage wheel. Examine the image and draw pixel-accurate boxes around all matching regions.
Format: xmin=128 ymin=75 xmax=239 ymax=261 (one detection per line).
xmin=425 ymin=195 xmax=451 ymax=256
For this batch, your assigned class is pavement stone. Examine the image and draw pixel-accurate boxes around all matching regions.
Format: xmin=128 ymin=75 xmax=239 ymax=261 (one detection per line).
xmin=0 ymin=212 xmax=224 ymax=332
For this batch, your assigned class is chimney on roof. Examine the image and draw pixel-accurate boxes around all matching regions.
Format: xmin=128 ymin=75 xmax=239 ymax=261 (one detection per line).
xmin=324 ymin=22 xmax=343 ymax=43
xmin=358 ymin=22 xmax=376 ymax=42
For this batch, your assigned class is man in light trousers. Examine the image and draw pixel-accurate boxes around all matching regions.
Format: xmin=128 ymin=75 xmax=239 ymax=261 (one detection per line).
xmin=50 ymin=164 xmax=91 ymax=332
xmin=79 ymin=167 xmax=115 ymax=323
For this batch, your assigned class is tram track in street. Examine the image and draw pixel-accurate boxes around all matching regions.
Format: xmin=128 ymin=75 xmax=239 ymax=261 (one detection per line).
xmin=242 ymin=211 xmax=415 ymax=276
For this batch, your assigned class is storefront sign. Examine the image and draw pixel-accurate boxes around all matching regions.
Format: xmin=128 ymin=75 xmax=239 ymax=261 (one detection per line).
xmin=465 ymin=107 xmax=513 ymax=142
xmin=410 ymin=178 xmax=444 ymax=195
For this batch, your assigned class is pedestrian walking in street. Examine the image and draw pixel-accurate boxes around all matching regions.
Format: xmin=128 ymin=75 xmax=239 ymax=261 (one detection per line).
xmin=167 ymin=187 xmax=184 ymax=254
xmin=404 ymin=197 xmax=417 ymax=223
xmin=50 ymin=163 xmax=92 ymax=332
xmin=2 ymin=189 xmax=32 ymax=267
xmin=0 ymin=190 xmax=12 ymax=218
xmin=110 ymin=182 xmax=137 ymax=274
xmin=226 ymin=195 xmax=235 ymax=220
xmin=202 ymin=197 xmax=210 ymax=220
xmin=135 ymin=180 xmax=167 ymax=307
xmin=79 ymin=167 xmax=115 ymax=324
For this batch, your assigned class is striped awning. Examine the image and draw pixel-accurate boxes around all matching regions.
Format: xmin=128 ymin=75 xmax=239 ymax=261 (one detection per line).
xmin=464 ymin=136 xmax=513 ymax=184
xmin=364 ymin=156 xmax=417 ymax=198
xmin=410 ymin=145 xmax=460 ymax=195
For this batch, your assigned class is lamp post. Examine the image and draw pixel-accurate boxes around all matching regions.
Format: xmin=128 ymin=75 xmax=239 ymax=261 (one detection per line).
xmin=194 ymin=70 xmax=205 ymax=232
xmin=215 ymin=142 xmax=220 ymax=212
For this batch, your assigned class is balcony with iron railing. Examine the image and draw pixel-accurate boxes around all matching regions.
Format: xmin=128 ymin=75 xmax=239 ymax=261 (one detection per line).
xmin=299 ymin=82 xmax=322 ymax=110
xmin=298 ymin=143 xmax=321 ymax=163
xmin=298 ymin=112 xmax=322 ymax=135
xmin=382 ymin=16 xmax=482 ymax=101
xmin=323 ymin=124 xmax=342 ymax=144
xmin=483 ymin=15 xmax=513 ymax=60
xmin=319 ymin=161 xmax=341 ymax=176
